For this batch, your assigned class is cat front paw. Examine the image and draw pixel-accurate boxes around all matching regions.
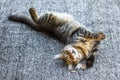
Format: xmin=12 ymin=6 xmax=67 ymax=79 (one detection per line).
xmin=98 ymin=31 xmax=106 ymax=40
xmin=53 ymin=54 xmax=62 ymax=60
xmin=29 ymin=7 xmax=36 ymax=12
xmin=75 ymin=63 xmax=87 ymax=70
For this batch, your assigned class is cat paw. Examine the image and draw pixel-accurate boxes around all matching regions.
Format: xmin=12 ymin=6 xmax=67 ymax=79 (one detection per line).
xmin=98 ymin=31 xmax=106 ymax=40
xmin=68 ymin=64 xmax=74 ymax=71
xmin=53 ymin=54 xmax=62 ymax=60
xmin=75 ymin=63 xmax=87 ymax=70
xmin=70 ymin=70 xmax=76 ymax=73
xmin=86 ymin=61 xmax=93 ymax=68
xmin=29 ymin=7 xmax=36 ymax=12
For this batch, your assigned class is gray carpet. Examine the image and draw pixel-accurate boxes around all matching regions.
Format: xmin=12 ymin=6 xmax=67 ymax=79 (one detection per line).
xmin=0 ymin=0 xmax=120 ymax=80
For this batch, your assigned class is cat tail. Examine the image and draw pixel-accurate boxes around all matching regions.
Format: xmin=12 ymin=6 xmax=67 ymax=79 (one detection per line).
xmin=8 ymin=15 xmax=41 ymax=31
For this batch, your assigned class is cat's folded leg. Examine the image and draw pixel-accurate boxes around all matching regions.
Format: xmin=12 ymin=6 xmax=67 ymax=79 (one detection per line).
xmin=85 ymin=47 xmax=99 ymax=68
xmin=85 ymin=54 xmax=95 ymax=68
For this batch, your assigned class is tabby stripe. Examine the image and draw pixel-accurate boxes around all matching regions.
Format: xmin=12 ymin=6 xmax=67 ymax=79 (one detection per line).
xmin=48 ymin=13 xmax=52 ymax=24
xmin=40 ymin=16 xmax=45 ymax=23
xmin=73 ymin=46 xmax=87 ymax=58
xmin=63 ymin=25 xmax=72 ymax=36
xmin=65 ymin=25 xmax=71 ymax=32
xmin=61 ymin=27 xmax=66 ymax=34
xmin=44 ymin=13 xmax=49 ymax=23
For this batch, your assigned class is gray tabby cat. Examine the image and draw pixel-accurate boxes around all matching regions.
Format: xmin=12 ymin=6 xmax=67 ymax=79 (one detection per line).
xmin=8 ymin=7 xmax=104 ymax=44
xmin=8 ymin=7 xmax=105 ymax=69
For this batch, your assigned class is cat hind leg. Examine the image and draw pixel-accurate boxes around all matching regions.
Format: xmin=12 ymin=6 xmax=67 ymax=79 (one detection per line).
xmin=29 ymin=7 xmax=39 ymax=24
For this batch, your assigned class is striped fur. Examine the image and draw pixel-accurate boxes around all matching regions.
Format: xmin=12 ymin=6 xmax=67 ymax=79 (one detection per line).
xmin=54 ymin=32 xmax=105 ymax=70
xmin=8 ymin=7 xmax=106 ymax=70
xmin=8 ymin=7 xmax=104 ymax=44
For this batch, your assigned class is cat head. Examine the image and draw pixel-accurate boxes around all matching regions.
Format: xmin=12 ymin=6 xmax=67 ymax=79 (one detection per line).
xmin=54 ymin=45 xmax=80 ymax=65
xmin=53 ymin=38 xmax=102 ymax=65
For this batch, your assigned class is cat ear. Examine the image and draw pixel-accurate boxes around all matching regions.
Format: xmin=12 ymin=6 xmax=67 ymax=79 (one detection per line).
xmin=53 ymin=54 xmax=63 ymax=59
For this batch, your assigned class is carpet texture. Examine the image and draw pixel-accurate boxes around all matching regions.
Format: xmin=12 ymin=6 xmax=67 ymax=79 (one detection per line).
xmin=0 ymin=0 xmax=120 ymax=80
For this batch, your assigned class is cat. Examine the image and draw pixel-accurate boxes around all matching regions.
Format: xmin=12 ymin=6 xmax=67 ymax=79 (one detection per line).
xmin=8 ymin=7 xmax=104 ymax=44
xmin=54 ymin=32 xmax=105 ymax=71
xmin=8 ymin=7 xmax=106 ymax=69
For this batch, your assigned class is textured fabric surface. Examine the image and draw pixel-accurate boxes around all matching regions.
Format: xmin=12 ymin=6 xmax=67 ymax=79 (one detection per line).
xmin=0 ymin=0 xmax=120 ymax=80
